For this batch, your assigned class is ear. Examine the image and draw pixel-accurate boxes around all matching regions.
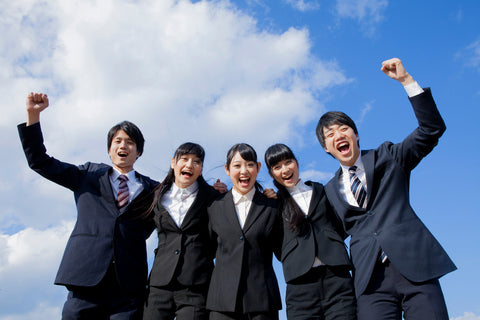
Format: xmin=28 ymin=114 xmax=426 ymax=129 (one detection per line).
xmin=224 ymin=164 xmax=230 ymax=176
xmin=257 ymin=162 xmax=262 ymax=172
xmin=170 ymin=158 xmax=175 ymax=170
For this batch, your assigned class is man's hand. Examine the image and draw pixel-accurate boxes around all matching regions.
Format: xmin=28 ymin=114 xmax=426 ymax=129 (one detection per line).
xmin=213 ymin=179 xmax=228 ymax=194
xmin=263 ymin=188 xmax=278 ymax=199
xmin=381 ymin=58 xmax=414 ymax=86
xmin=26 ymin=92 xmax=49 ymax=125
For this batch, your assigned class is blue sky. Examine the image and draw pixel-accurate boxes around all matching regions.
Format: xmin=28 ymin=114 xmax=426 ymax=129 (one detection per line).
xmin=1 ymin=0 xmax=479 ymax=319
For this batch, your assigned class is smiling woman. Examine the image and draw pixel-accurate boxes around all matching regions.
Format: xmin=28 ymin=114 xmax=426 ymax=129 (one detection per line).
xmin=206 ymin=143 xmax=282 ymax=320
xmin=143 ymin=142 xmax=223 ymax=320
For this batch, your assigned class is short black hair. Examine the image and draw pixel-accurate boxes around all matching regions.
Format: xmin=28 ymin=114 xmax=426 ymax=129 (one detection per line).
xmin=316 ymin=111 xmax=359 ymax=148
xmin=107 ymin=121 xmax=145 ymax=156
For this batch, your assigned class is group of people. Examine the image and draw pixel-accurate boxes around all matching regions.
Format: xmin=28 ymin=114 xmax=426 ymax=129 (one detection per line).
xmin=19 ymin=58 xmax=456 ymax=320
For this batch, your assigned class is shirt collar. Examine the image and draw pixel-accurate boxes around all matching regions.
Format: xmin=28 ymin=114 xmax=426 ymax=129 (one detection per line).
xmin=232 ymin=187 xmax=255 ymax=205
xmin=340 ymin=157 xmax=365 ymax=175
xmin=172 ymin=181 xmax=199 ymax=198
xmin=286 ymin=179 xmax=311 ymax=195
xmin=111 ymin=168 xmax=136 ymax=181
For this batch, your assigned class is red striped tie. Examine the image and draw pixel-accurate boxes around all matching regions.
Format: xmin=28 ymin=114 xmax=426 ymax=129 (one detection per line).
xmin=117 ymin=175 xmax=129 ymax=210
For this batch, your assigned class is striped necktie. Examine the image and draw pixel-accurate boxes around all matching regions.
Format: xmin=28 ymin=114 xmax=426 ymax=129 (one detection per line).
xmin=349 ymin=166 xmax=388 ymax=263
xmin=349 ymin=166 xmax=367 ymax=208
xmin=117 ymin=175 xmax=130 ymax=210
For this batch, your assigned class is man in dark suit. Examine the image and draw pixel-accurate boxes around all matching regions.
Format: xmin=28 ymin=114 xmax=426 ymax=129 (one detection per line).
xmin=18 ymin=92 xmax=158 ymax=319
xmin=315 ymin=58 xmax=456 ymax=320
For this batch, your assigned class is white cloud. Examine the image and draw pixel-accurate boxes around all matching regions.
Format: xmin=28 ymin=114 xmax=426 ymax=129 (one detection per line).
xmin=284 ymin=0 xmax=320 ymax=12
xmin=451 ymin=312 xmax=480 ymax=320
xmin=0 ymin=223 xmax=73 ymax=316
xmin=334 ymin=0 xmax=388 ymax=35
xmin=300 ymin=168 xmax=333 ymax=183
xmin=1 ymin=0 xmax=349 ymax=318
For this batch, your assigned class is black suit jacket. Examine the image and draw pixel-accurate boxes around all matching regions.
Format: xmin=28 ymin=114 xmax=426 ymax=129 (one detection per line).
xmin=206 ymin=190 xmax=282 ymax=313
xmin=280 ymin=181 xmax=351 ymax=283
xmin=18 ymin=122 xmax=158 ymax=296
xmin=148 ymin=179 xmax=218 ymax=287
xmin=324 ymin=88 xmax=456 ymax=298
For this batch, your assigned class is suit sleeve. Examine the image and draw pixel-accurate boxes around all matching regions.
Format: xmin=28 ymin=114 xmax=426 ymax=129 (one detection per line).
xmin=385 ymin=88 xmax=446 ymax=171
xmin=18 ymin=122 xmax=84 ymax=191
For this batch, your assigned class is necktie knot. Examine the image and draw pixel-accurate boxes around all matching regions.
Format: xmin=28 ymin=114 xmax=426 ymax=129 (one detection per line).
xmin=348 ymin=166 xmax=357 ymax=174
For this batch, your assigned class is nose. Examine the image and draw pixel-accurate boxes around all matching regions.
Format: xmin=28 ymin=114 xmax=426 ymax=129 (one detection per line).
xmin=185 ymin=159 xmax=193 ymax=168
xmin=240 ymin=164 xmax=248 ymax=173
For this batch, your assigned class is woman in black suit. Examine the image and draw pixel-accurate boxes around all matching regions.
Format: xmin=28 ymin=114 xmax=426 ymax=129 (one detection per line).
xmin=264 ymin=143 xmax=356 ymax=320
xmin=143 ymin=142 xmax=227 ymax=320
xmin=207 ymin=143 xmax=282 ymax=320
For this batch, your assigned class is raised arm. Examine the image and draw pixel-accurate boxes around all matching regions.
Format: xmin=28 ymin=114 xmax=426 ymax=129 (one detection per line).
xmin=381 ymin=58 xmax=415 ymax=87
xmin=26 ymin=92 xmax=49 ymax=126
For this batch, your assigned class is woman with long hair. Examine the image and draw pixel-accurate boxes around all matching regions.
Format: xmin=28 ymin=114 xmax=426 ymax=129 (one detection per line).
xmin=143 ymin=142 xmax=226 ymax=320
xmin=207 ymin=143 xmax=282 ymax=320
xmin=264 ymin=143 xmax=356 ymax=320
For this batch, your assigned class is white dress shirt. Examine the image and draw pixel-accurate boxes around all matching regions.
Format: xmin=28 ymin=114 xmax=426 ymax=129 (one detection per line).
xmin=232 ymin=188 xmax=255 ymax=229
xmin=109 ymin=168 xmax=144 ymax=205
xmin=161 ymin=181 xmax=199 ymax=227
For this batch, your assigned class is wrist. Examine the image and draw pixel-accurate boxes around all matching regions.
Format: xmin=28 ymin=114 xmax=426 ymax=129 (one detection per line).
xmin=399 ymin=73 xmax=415 ymax=86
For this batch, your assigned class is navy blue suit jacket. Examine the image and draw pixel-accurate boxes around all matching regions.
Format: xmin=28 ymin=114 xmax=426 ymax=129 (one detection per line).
xmin=18 ymin=122 xmax=158 ymax=296
xmin=280 ymin=181 xmax=351 ymax=283
xmin=324 ymin=88 xmax=456 ymax=298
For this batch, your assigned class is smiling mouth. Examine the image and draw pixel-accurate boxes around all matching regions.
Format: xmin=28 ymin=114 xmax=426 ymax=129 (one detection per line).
xmin=282 ymin=173 xmax=293 ymax=181
xmin=118 ymin=152 xmax=128 ymax=158
xmin=239 ymin=177 xmax=250 ymax=186
xmin=181 ymin=171 xmax=193 ymax=178
xmin=337 ymin=142 xmax=350 ymax=155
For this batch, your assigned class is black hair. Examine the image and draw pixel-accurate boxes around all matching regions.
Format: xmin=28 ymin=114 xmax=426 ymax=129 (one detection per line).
xmin=264 ymin=144 xmax=306 ymax=234
xmin=143 ymin=142 xmax=206 ymax=219
xmin=107 ymin=121 xmax=145 ymax=156
xmin=315 ymin=111 xmax=359 ymax=149
xmin=226 ymin=143 xmax=263 ymax=192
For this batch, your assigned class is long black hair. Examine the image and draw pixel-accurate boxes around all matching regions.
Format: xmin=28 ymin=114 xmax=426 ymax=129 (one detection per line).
xmin=265 ymin=143 xmax=306 ymax=233
xmin=226 ymin=143 xmax=263 ymax=192
xmin=143 ymin=142 xmax=206 ymax=218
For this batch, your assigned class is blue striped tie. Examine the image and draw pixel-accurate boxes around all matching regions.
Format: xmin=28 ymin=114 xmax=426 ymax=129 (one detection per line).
xmin=349 ymin=166 xmax=367 ymax=208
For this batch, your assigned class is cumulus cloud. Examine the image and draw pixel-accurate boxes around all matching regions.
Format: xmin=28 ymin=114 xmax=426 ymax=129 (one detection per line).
xmin=284 ymin=0 xmax=320 ymax=12
xmin=451 ymin=312 xmax=480 ymax=320
xmin=334 ymin=0 xmax=388 ymax=35
xmin=1 ymin=0 xmax=349 ymax=317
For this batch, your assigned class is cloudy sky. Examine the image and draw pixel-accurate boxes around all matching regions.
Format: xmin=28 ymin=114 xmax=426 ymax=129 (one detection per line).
xmin=1 ymin=0 xmax=479 ymax=319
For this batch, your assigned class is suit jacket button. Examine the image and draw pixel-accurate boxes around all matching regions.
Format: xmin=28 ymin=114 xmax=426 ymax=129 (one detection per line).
xmin=174 ymin=250 xmax=180 ymax=255
xmin=373 ymin=232 xmax=378 ymax=236
xmin=239 ymin=236 xmax=244 ymax=240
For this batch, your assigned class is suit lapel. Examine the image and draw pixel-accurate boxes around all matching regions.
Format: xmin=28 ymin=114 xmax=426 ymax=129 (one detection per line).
xmin=221 ymin=191 xmax=244 ymax=231
xmin=180 ymin=183 xmax=207 ymax=228
xmin=306 ymin=181 xmax=321 ymax=217
xmin=243 ymin=190 xmax=265 ymax=233
xmin=361 ymin=150 xmax=375 ymax=207
xmin=99 ymin=167 xmax=119 ymax=215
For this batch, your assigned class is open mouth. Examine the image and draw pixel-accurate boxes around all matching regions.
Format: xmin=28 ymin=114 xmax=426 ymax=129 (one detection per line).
xmin=282 ymin=173 xmax=293 ymax=181
xmin=181 ymin=171 xmax=193 ymax=178
xmin=239 ymin=177 xmax=250 ymax=187
xmin=118 ymin=152 xmax=128 ymax=158
xmin=336 ymin=142 xmax=350 ymax=155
